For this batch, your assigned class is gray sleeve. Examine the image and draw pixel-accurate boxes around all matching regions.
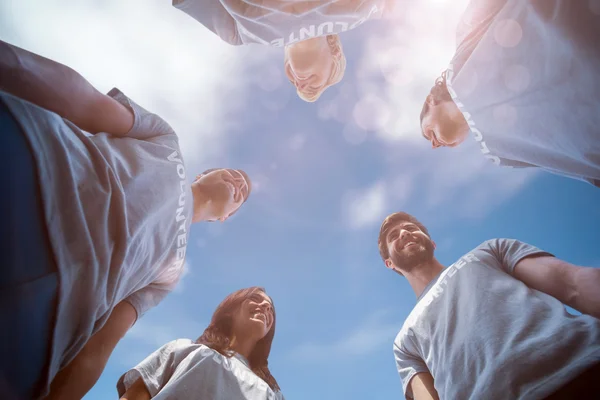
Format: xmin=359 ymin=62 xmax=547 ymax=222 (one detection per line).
xmin=107 ymin=88 xmax=177 ymax=140
xmin=124 ymin=283 xmax=173 ymax=321
xmin=393 ymin=341 xmax=429 ymax=399
xmin=482 ymin=238 xmax=554 ymax=275
xmin=116 ymin=340 xmax=181 ymax=397
xmin=173 ymin=0 xmax=242 ymax=45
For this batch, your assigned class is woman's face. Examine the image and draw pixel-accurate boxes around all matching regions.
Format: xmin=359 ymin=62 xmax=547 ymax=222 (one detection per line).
xmin=230 ymin=290 xmax=274 ymax=341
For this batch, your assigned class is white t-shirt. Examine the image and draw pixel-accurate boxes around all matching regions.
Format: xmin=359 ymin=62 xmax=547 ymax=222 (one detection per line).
xmin=173 ymin=0 xmax=394 ymax=47
xmin=394 ymin=239 xmax=600 ymax=399
xmin=448 ymin=0 xmax=600 ymax=186
xmin=118 ymin=339 xmax=285 ymax=400
xmin=1 ymin=89 xmax=193 ymax=396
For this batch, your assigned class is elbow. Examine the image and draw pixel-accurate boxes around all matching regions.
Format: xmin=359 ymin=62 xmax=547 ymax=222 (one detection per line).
xmin=0 ymin=42 xmax=22 ymax=89
xmin=572 ymin=267 xmax=600 ymax=319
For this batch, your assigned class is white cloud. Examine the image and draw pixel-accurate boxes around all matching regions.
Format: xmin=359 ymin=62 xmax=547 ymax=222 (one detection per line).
xmin=354 ymin=0 xmax=471 ymax=142
xmin=289 ymin=309 xmax=399 ymax=362
xmin=0 ymin=0 xmax=270 ymax=170
xmin=417 ymin=144 xmax=539 ymax=219
xmin=344 ymin=181 xmax=389 ymax=229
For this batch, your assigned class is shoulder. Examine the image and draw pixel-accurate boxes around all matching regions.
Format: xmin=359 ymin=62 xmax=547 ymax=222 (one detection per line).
xmin=473 ymin=238 xmax=539 ymax=254
xmin=162 ymin=338 xmax=195 ymax=351
xmin=164 ymin=339 xmax=215 ymax=358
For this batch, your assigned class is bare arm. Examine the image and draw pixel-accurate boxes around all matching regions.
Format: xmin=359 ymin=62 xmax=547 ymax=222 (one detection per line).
xmin=409 ymin=372 xmax=440 ymax=400
xmin=514 ymin=256 xmax=600 ymax=319
xmin=120 ymin=378 xmax=151 ymax=400
xmin=0 ymin=39 xmax=133 ymax=135
xmin=46 ymin=301 xmax=137 ymax=400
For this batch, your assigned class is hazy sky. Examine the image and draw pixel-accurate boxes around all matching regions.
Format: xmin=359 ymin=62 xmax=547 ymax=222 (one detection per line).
xmin=2 ymin=0 xmax=599 ymax=399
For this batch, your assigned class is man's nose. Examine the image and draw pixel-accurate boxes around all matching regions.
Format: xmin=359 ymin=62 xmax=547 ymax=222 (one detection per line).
xmin=399 ymin=230 xmax=411 ymax=240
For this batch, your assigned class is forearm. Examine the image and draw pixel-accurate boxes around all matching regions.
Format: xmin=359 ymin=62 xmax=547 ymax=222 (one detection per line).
xmin=45 ymin=349 xmax=110 ymax=400
xmin=0 ymin=40 xmax=132 ymax=134
xmin=120 ymin=378 xmax=152 ymax=400
xmin=46 ymin=302 xmax=137 ymax=399
xmin=572 ymin=267 xmax=600 ymax=319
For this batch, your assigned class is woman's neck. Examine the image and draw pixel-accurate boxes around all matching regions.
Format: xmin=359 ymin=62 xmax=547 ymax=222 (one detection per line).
xmin=230 ymin=335 xmax=258 ymax=360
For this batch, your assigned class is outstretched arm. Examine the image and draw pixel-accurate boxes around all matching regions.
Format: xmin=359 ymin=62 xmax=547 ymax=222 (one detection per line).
xmin=514 ymin=256 xmax=600 ymax=319
xmin=0 ymin=40 xmax=133 ymax=135
xmin=45 ymin=301 xmax=137 ymax=400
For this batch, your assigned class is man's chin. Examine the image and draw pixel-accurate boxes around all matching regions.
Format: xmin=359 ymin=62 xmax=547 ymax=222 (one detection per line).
xmin=392 ymin=249 xmax=433 ymax=270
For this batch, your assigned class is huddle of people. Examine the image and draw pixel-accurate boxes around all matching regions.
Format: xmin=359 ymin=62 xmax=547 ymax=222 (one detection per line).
xmin=0 ymin=0 xmax=599 ymax=399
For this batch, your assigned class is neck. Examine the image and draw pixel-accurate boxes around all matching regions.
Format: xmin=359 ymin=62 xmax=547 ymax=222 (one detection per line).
xmin=191 ymin=185 xmax=212 ymax=223
xmin=230 ymin=335 xmax=258 ymax=361
xmin=403 ymin=257 xmax=445 ymax=298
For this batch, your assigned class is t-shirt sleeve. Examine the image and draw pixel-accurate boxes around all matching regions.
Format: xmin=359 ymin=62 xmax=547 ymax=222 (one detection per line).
xmin=393 ymin=340 xmax=429 ymax=399
xmin=124 ymin=283 xmax=173 ymax=321
xmin=173 ymin=0 xmax=242 ymax=45
xmin=116 ymin=340 xmax=182 ymax=397
xmin=481 ymin=238 xmax=554 ymax=275
xmin=107 ymin=88 xmax=177 ymax=141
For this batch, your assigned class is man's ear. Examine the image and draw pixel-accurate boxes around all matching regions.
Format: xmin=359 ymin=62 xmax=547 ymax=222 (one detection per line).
xmin=432 ymin=241 xmax=437 ymax=250
xmin=384 ymin=259 xmax=394 ymax=270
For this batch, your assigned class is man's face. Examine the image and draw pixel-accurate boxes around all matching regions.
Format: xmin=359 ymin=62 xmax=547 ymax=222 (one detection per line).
xmin=193 ymin=169 xmax=249 ymax=222
xmin=421 ymin=96 xmax=470 ymax=149
xmin=285 ymin=37 xmax=334 ymax=101
xmin=385 ymin=221 xmax=435 ymax=273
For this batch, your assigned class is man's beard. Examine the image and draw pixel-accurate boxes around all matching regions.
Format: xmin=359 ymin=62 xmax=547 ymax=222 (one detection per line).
xmin=390 ymin=239 xmax=435 ymax=273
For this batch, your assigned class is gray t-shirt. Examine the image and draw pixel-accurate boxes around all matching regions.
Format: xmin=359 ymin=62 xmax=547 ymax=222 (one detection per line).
xmin=1 ymin=89 xmax=192 ymax=395
xmin=173 ymin=0 xmax=393 ymax=47
xmin=117 ymin=339 xmax=285 ymax=400
xmin=447 ymin=0 xmax=600 ymax=186
xmin=393 ymin=239 xmax=600 ymax=400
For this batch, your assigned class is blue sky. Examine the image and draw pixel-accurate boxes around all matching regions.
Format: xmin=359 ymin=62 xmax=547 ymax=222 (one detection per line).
xmin=2 ymin=0 xmax=599 ymax=399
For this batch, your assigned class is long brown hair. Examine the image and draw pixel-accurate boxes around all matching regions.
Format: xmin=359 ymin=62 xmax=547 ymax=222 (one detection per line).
xmin=196 ymin=287 xmax=280 ymax=391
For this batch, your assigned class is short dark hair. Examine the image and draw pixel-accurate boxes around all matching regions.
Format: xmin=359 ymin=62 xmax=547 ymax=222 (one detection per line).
xmin=378 ymin=212 xmax=430 ymax=262
xmin=419 ymin=71 xmax=453 ymax=129
xmin=199 ymin=168 xmax=252 ymax=202
xmin=199 ymin=168 xmax=252 ymax=219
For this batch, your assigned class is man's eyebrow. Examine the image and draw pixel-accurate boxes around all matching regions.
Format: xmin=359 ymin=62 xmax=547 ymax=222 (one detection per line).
xmin=388 ymin=223 xmax=416 ymax=238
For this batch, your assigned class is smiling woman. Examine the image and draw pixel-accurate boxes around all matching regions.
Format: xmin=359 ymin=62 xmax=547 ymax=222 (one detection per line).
xmin=117 ymin=287 xmax=283 ymax=400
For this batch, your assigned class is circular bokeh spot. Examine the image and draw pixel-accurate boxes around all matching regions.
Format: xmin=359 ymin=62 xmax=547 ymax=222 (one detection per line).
xmin=353 ymin=94 xmax=390 ymax=131
xmin=343 ymin=123 xmax=368 ymax=145
xmin=504 ymin=64 xmax=530 ymax=92
xmin=494 ymin=19 xmax=523 ymax=48
xmin=257 ymin=65 xmax=283 ymax=92
xmin=457 ymin=71 xmax=479 ymax=96
xmin=590 ymin=0 xmax=600 ymax=15
xmin=493 ymin=104 xmax=518 ymax=127
xmin=289 ymin=134 xmax=306 ymax=151
xmin=378 ymin=46 xmax=415 ymax=86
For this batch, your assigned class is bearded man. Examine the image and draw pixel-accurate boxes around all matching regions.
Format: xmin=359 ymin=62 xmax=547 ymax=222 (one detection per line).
xmin=378 ymin=212 xmax=600 ymax=400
